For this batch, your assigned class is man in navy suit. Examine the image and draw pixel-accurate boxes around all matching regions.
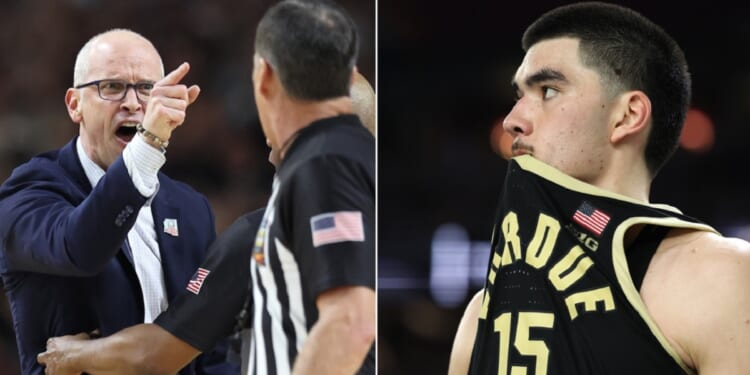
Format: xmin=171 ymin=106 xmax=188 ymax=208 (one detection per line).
xmin=0 ymin=29 xmax=236 ymax=375
xmin=37 ymin=69 xmax=377 ymax=375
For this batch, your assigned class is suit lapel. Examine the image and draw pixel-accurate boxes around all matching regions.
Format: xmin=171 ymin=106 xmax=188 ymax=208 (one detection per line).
xmin=60 ymin=137 xmax=135 ymax=266
xmin=150 ymin=191 xmax=183 ymax=300
xmin=58 ymin=136 xmax=92 ymax=195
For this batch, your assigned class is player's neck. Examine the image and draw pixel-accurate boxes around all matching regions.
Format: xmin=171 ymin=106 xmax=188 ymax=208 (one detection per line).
xmin=589 ymin=156 xmax=651 ymax=203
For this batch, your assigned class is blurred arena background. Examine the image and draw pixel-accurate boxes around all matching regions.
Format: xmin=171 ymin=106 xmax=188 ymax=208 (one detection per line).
xmin=379 ymin=1 xmax=750 ymax=374
xmin=0 ymin=1 xmax=373 ymax=373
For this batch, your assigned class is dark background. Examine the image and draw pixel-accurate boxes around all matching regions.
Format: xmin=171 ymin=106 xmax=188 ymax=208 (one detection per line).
xmin=0 ymin=1 xmax=373 ymax=373
xmin=379 ymin=1 xmax=750 ymax=374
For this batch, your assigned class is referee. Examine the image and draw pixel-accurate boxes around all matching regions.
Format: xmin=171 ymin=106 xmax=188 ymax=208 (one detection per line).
xmin=37 ymin=1 xmax=375 ymax=373
xmin=247 ymin=1 xmax=376 ymax=368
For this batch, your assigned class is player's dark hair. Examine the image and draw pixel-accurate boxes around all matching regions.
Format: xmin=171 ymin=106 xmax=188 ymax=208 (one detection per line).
xmin=255 ymin=0 xmax=359 ymax=100
xmin=522 ymin=2 xmax=690 ymax=176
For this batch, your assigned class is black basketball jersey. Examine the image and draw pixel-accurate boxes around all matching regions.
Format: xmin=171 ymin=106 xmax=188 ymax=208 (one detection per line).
xmin=155 ymin=208 xmax=264 ymax=355
xmin=245 ymin=115 xmax=375 ymax=375
xmin=469 ymin=156 xmax=715 ymax=375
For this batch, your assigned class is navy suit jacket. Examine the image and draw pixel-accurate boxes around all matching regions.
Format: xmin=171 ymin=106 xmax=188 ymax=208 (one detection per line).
xmin=0 ymin=138 xmax=237 ymax=375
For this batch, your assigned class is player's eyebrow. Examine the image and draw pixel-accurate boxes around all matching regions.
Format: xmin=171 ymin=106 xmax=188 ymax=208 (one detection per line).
xmin=511 ymin=68 xmax=568 ymax=92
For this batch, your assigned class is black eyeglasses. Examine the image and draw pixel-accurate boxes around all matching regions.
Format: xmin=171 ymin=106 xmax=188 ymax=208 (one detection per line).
xmin=75 ymin=79 xmax=155 ymax=101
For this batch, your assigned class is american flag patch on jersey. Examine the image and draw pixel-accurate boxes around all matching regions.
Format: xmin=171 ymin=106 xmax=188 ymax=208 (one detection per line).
xmin=310 ymin=211 xmax=365 ymax=247
xmin=186 ymin=267 xmax=210 ymax=295
xmin=572 ymin=201 xmax=610 ymax=236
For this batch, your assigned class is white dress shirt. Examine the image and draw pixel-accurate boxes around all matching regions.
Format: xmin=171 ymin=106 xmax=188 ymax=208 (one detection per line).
xmin=76 ymin=134 xmax=168 ymax=323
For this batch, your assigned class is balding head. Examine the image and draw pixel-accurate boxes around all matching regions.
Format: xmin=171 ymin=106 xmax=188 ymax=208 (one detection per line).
xmin=73 ymin=29 xmax=164 ymax=86
xmin=351 ymin=71 xmax=375 ymax=136
xmin=67 ymin=28 xmax=166 ymax=169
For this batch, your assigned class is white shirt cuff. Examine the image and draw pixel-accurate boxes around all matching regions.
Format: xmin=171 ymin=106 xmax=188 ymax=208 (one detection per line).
xmin=123 ymin=134 xmax=166 ymax=198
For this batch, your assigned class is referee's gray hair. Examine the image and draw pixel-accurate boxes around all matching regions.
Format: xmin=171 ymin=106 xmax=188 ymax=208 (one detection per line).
xmin=73 ymin=28 xmax=164 ymax=86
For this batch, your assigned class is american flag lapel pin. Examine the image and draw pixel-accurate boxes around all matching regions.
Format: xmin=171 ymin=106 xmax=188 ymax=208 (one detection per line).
xmin=163 ymin=218 xmax=179 ymax=237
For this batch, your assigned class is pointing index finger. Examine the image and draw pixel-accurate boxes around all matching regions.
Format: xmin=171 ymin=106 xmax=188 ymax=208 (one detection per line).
xmin=37 ymin=351 xmax=48 ymax=364
xmin=155 ymin=62 xmax=191 ymax=87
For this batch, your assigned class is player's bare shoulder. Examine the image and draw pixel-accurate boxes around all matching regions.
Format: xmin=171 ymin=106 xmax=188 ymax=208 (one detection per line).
xmin=653 ymin=229 xmax=750 ymax=278
xmin=641 ymin=228 xmax=750 ymax=372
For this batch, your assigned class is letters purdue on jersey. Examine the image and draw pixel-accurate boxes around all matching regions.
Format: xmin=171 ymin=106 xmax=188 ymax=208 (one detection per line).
xmin=480 ymin=210 xmax=615 ymax=323
xmin=469 ymin=156 xmax=715 ymax=375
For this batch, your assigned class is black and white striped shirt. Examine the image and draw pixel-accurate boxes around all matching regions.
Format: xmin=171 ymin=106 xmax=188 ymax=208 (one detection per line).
xmin=246 ymin=115 xmax=375 ymax=375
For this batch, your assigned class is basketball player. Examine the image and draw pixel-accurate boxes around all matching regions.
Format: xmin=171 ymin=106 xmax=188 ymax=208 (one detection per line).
xmin=448 ymin=2 xmax=750 ymax=374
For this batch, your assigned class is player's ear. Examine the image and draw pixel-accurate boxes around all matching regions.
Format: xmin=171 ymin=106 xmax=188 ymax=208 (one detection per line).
xmin=610 ymin=90 xmax=651 ymax=144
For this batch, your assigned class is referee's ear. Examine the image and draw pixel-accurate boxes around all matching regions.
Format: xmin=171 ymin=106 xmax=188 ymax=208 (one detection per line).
xmin=255 ymin=56 xmax=282 ymax=101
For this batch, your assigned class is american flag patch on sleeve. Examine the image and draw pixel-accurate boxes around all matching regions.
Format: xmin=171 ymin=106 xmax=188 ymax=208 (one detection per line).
xmin=186 ymin=267 xmax=210 ymax=295
xmin=310 ymin=211 xmax=365 ymax=247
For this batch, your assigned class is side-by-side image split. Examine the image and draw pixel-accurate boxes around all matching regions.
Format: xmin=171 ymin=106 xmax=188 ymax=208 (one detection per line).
xmin=0 ymin=1 xmax=750 ymax=375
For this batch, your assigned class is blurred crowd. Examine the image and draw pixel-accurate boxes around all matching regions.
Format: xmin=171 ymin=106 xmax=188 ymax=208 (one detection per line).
xmin=0 ymin=1 xmax=373 ymax=373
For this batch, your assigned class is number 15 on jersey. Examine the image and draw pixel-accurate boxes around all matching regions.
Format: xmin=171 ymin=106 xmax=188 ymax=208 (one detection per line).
xmin=494 ymin=311 xmax=554 ymax=375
